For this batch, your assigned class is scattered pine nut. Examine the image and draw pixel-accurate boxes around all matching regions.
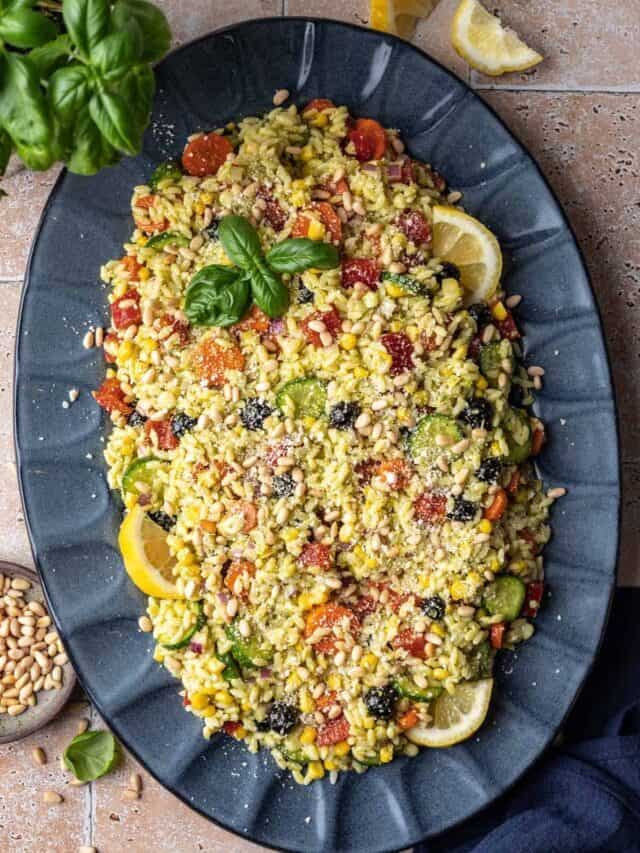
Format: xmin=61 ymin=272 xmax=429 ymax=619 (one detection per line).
xmin=76 ymin=718 xmax=89 ymax=735
xmin=82 ymin=330 xmax=94 ymax=349
xmin=547 ymin=487 xmax=567 ymax=499
xmin=122 ymin=788 xmax=140 ymax=801
xmin=43 ymin=790 xmax=63 ymax=805
xmin=130 ymin=772 xmax=142 ymax=792
xmin=272 ymin=88 xmax=290 ymax=106
xmin=78 ymin=847 xmax=97 ymax=853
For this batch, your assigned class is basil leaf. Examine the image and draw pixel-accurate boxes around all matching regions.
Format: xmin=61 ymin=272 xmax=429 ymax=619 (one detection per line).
xmin=0 ymin=128 xmax=12 ymax=176
xmin=29 ymin=34 xmax=73 ymax=79
xmin=111 ymin=0 xmax=170 ymax=63
xmin=0 ymin=8 xmax=57 ymax=48
xmin=67 ymin=108 xmax=118 ymax=174
xmin=63 ymin=0 xmax=110 ymax=60
xmin=90 ymin=29 xmax=142 ymax=80
xmin=89 ymin=89 xmax=141 ymax=155
xmin=184 ymin=265 xmax=251 ymax=328
xmin=0 ymin=51 xmax=52 ymax=153
xmin=63 ymin=730 xmax=118 ymax=782
xmin=118 ymin=64 xmax=154 ymax=136
xmin=266 ymin=238 xmax=340 ymax=273
xmin=250 ymin=260 xmax=289 ymax=318
xmin=49 ymin=64 xmax=92 ymax=124
xmin=218 ymin=215 xmax=263 ymax=270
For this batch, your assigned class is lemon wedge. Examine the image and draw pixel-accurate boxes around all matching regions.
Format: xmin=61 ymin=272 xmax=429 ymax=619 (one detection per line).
xmin=370 ymin=0 xmax=440 ymax=39
xmin=118 ymin=504 xmax=180 ymax=598
xmin=432 ymin=205 xmax=502 ymax=304
xmin=406 ymin=678 xmax=493 ymax=747
xmin=451 ymin=0 xmax=542 ymax=76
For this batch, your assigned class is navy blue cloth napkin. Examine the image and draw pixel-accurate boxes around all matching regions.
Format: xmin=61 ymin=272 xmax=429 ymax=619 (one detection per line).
xmin=418 ymin=589 xmax=640 ymax=853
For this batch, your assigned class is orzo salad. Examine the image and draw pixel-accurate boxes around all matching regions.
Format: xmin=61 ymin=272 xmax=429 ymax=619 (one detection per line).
xmin=92 ymin=94 xmax=561 ymax=784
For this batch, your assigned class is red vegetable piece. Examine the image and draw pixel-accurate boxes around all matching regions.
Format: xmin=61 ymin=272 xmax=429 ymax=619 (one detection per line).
xmin=145 ymin=418 xmax=179 ymax=450
xmin=347 ymin=118 xmax=386 ymax=162
xmin=341 ymin=258 xmax=380 ymax=291
xmin=93 ymin=378 xmax=132 ymax=415
xmin=316 ymin=715 xmax=350 ymax=746
xmin=223 ymin=721 xmax=242 ymax=736
xmin=160 ymin=313 xmax=190 ymax=346
xmin=413 ymin=492 xmax=447 ymax=523
xmin=300 ymin=542 xmax=333 ymax=570
xmin=301 ymin=306 xmax=341 ymax=347
xmin=531 ymin=428 xmax=545 ymax=456
xmin=182 ymin=132 xmax=233 ymax=176
xmin=496 ymin=311 xmax=520 ymax=341
xmin=111 ymin=289 xmax=141 ymax=331
xmin=392 ymin=629 xmax=427 ymax=659
xmin=397 ymin=210 xmax=431 ymax=245
xmin=121 ymin=255 xmax=143 ymax=281
xmin=522 ymin=582 xmax=544 ymax=618
xmin=257 ymin=188 xmax=287 ymax=232
xmin=490 ymin=623 xmax=506 ymax=649
xmin=400 ymin=157 xmax=415 ymax=184
xmin=303 ymin=98 xmax=336 ymax=114
xmin=381 ymin=332 xmax=414 ymax=376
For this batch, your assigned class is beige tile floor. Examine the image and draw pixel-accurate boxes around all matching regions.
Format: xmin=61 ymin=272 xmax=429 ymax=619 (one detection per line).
xmin=1 ymin=2 xmax=638 ymax=850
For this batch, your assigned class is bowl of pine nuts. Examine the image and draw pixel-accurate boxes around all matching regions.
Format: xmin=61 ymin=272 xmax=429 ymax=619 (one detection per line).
xmin=0 ymin=561 xmax=76 ymax=743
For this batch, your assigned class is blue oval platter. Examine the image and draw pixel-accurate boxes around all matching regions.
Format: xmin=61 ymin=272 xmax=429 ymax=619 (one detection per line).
xmin=14 ymin=17 xmax=619 ymax=853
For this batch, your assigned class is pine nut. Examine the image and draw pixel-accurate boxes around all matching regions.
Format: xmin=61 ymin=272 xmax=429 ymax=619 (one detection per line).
xmin=32 ymin=747 xmax=47 ymax=766
xmin=82 ymin=330 xmax=94 ymax=349
xmin=272 ymin=88 xmax=290 ymax=106
xmin=43 ymin=791 xmax=63 ymax=804
xmin=122 ymin=788 xmax=140 ymax=801
xmin=130 ymin=772 xmax=142 ymax=792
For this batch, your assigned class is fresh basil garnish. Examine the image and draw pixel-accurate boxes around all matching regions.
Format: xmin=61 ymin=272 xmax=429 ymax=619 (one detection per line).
xmin=250 ymin=258 xmax=290 ymax=318
xmin=184 ymin=264 xmax=251 ymax=327
xmin=266 ymin=238 xmax=340 ymax=273
xmin=63 ymin=730 xmax=118 ymax=782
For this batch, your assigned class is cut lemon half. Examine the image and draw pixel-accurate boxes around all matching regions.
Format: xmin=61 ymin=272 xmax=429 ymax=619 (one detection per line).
xmin=370 ymin=0 xmax=440 ymax=39
xmin=451 ymin=0 xmax=543 ymax=76
xmin=432 ymin=205 xmax=502 ymax=304
xmin=406 ymin=678 xmax=493 ymax=747
xmin=119 ymin=504 xmax=180 ymax=598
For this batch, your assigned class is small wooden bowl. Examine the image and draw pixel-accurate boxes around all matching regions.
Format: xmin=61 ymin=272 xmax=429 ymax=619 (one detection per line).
xmin=0 ymin=561 xmax=76 ymax=744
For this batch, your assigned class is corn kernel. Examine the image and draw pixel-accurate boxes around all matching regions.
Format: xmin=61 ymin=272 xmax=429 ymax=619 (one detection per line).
xmin=433 ymin=668 xmax=450 ymax=680
xmin=453 ymin=344 xmax=468 ymax=361
xmin=354 ymin=366 xmax=368 ymax=379
xmin=490 ymin=558 xmax=500 ymax=572
xmin=118 ymin=341 xmax=135 ymax=360
xmin=450 ymin=580 xmax=466 ymax=601
xmin=201 ymin=706 xmax=216 ymax=717
xmin=323 ymin=759 xmax=337 ymax=771
xmin=185 ymin=504 xmax=201 ymax=523
xmin=334 ymin=740 xmax=350 ymax=756
xmin=135 ymin=236 xmax=147 ymax=246
xmin=287 ymin=672 xmax=302 ymax=690
xmin=140 ymin=338 xmax=158 ymax=353
xmin=468 ymin=571 xmax=481 ymax=585
xmin=491 ymin=301 xmax=508 ymax=322
xmin=327 ymin=673 xmax=341 ymax=691
xmin=476 ymin=376 xmax=488 ymax=390
xmin=478 ymin=519 xmax=493 ymax=534
xmin=200 ymin=192 xmax=213 ymax=205
xmin=124 ymin=493 xmax=138 ymax=511
xmin=300 ymin=145 xmax=314 ymax=161
xmin=362 ymin=653 xmax=378 ymax=671
xmin=299 ymin=688 xmax=315 ymax=714
xmin=153 ymin=647 xmax=164 ymax=663
xmin=385 ymin=283 xmax=405 ymax=299
xmin=340 ymin=333 xmax=358 ymax=351
xmin=309 ymin=113 xmax=329 ymax=128
xmin=297 ymin=592 xmax=312 ymax=611
xmin=379 ymin=745 xmax=393 ymax=764
xmin=190 ymin=692 xmax=209 ymax=710
xmin=113 ymin=281 xmax=128 ymax=298
xmin=300 ymin=727 xmax=317 ymax=745
xmin=430 ymin=623 xmax=445 ymax=638
xmin=307 ymin=219 xmax=325 ymax=240
xmin=404 ymin=324 xmax=420 ymax=342
xmin=362 ymin=716 xmax=375 ymax=730
xmin=291 ymin=179 xmax=306 ymax=190
xmin=490 ymin=441 xmax=502 ymax=456
xmin=418 ymin=573 xmax=430 ymax=589
xmin=290 ymin=190 xmax=306 ymax=208
xmin=138 ymin=266 xmax=150 ymax=281
xmin=307 ymin=761 xmax=325 ymax=780
xmin=194 ymin=202 xmax=204 ymax=215
xmin=234 ymin=726 xmax=247 ymax=739
xmin=215 ymin=690 xmax=234 ymax=707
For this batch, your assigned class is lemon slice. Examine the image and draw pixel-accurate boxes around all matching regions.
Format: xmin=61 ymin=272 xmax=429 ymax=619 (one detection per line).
xmin=406 ymin=678 xmax=493 ymax=747
xmin=432 ymin=205 xmax=502 ymax=304
xmin=370 ymin=0 xmax=440 ymax=39
xmin=451 ymin=0 xmax=542 ymax=76
xmin=118 ymin=504 xmax=180 ymax=598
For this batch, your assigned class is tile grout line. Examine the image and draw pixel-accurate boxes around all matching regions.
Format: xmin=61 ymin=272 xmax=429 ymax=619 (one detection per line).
xmin=473 ymin=83 xmax=640 ymax=94
xmin=0 ymin=278 xmax=23 ymax=285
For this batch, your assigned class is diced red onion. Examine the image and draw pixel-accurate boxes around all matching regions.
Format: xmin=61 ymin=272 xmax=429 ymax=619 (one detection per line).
xmin=362 ymin=163 xmax=379 ymax=175
xmin=260 ymin=667 xmax=272 ymax=679
xmin=216 ymin=592 xmax=229 ymax=606
xmin=386 ymin=162 xmax=404 ymax=183
xmin=269 ymin=318 xmax=285 ymax=335
xmin=189 ymin=642 xmax=203 ymax=654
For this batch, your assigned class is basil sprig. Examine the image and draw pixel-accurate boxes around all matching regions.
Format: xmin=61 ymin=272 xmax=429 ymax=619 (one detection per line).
xmin=0 ymin=0 xmax=170 ymax=182
xmin=184 ymin=215 xmax=340 ymax=327
xmin=63 ymin=729 xmax=118 ymax=782
xmin=184 ymin=265 xmax=251 ymax=327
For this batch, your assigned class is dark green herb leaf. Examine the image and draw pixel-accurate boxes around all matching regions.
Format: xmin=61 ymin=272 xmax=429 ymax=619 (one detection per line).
xmin=90 ymin=29 xmax=142 ymax=80
xmin=66 ymin=109 xmax=118 ymax=174
xmin=29 ymin=34 xmax=73 ymax=79
xmin=218 ymin=215 xmax=263 ymax=270
xmin=149 ymin=159 xmax=182 ymax=189
xmin=63 ymin=730 xmax=118 ymax=782
xmin=63 ymin=0 xmax=110 ymax=60
xmin=250 ymin=259 xmax=289 ymax=318
xmin=89 ymin=89 xmax=141 ymax=156
xmin=184 ymin=265 xmax=251 ymax=328
xmin=0 ymin=8 xmax=58 ymax=49
xmin=266 ymin=238 xmax=340 ymax=273
xmin=49 ymin=64 xmax=92 ymax=124
xmin=118 ymin=64 xmax=154 ymax=136
xmin=0 ymin=51 xmax=56 ymax=169
xmin=0 ymin=128 xmax=12 ymax=177
xmin=111 ymin=0 xmax=170 ymax=63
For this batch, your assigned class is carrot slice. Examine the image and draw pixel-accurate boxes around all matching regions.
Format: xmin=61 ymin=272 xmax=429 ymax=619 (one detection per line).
xmin=303 ymin=98 xmax=336 ymax=114
xmin=483 ymin=488 xmax=508 ymax=521
xmin=182 ymin=132 xmax=233 ymax=176
xmin=348 ymin=118 xmax=386 ymax=161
